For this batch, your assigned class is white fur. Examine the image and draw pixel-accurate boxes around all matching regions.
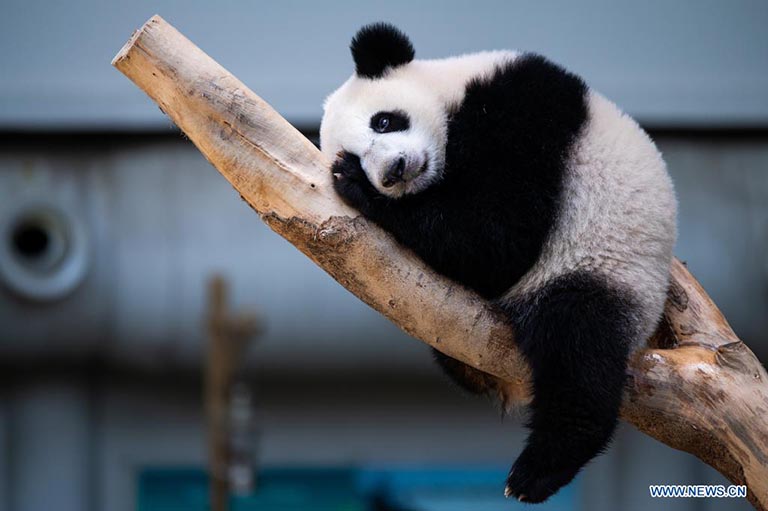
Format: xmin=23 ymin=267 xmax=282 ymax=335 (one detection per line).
xmin=320 ymin=51 xmax=518 ymax=197
xmin=504 ymin=91 xmax=677 ymax=343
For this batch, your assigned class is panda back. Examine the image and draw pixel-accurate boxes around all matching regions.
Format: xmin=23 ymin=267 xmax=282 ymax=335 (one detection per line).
xmin=504 ymin=91 xmax=677 ymax=344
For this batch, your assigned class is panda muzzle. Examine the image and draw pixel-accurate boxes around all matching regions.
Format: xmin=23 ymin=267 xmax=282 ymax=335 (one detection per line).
xmin=381 ymin=157 xmax=406 ymax=188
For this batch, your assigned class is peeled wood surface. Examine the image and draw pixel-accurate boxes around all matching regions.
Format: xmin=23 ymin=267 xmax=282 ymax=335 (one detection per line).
xmin=625 ymin=260 xmax=768 ymax=509
xmin=113 ymin=15 xmax=768 ymax=509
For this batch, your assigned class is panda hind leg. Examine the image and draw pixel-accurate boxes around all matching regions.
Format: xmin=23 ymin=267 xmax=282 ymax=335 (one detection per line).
xmin=502 ymin=273 xmax=637 ymax=503
xmin=432 ymin=349 xmax=503 ymax=398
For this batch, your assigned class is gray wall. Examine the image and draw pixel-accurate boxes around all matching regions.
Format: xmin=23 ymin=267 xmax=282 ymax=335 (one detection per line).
xmin=1 ymin=0 xmax=767 ymax=129
xmin=2 ymin=134 xmax=767 ymax=367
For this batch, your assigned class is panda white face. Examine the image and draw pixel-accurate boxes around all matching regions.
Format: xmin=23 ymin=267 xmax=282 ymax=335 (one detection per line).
xmin=320 ymin=69 xmax=448 ymax=198
xmin=321 ymin=23 xmax=515 ymax=198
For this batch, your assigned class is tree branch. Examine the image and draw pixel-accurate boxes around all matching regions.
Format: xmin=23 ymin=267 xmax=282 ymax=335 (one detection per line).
xmin=113 ymin=15 xmax=768 ymax=509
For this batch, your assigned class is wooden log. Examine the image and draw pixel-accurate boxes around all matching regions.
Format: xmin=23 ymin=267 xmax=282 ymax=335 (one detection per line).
xmin=113 ymin=15 xmax=768 ymax=509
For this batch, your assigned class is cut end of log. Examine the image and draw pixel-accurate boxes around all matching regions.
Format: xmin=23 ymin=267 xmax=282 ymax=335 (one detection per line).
xmin=111 ymin=14 xmax=165 ymax=67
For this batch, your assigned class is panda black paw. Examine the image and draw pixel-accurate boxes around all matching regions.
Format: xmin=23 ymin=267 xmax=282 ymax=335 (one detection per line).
xmin=504 ymin=449 xmax=579 ymax=503
xmin=331 ymin=151 xmax=380 ymax=213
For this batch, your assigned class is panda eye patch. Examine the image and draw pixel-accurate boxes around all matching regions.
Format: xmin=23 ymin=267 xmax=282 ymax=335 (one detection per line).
xmin=370 ymin=111 xmax=410 ymax=133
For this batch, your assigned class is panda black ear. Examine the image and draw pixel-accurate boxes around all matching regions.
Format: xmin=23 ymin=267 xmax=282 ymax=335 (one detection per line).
xmin=350 ymin=23 xmax=415 ymax=79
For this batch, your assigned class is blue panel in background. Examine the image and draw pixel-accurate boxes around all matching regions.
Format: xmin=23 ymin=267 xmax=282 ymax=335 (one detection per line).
xmin=137 ymin=467 xmax=578 ymax=511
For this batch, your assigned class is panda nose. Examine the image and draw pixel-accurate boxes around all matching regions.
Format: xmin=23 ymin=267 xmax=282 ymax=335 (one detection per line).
xmin=381 ymin=157 xmax=406 ymax=188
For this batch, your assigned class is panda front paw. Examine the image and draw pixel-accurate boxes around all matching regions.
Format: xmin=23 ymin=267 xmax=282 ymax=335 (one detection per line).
xmin=504 ymin=447 xmax=579 ymax=503
xmin=331 ymin=151 xmax=379 ymax=214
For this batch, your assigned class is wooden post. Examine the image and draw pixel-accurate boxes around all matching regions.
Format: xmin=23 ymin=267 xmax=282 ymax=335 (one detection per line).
xmin=205 ymin=275 xmax=260 ymax=511
xmin=114 ymin=16 xmax=768 ymax=509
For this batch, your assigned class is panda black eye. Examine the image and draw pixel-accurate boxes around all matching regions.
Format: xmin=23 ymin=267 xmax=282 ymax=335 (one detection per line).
xmin=370 ymin=111 xmax=410 ymax=133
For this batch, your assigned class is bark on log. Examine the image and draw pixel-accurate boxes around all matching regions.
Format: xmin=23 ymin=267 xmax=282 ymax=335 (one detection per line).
xmin=113 ymin=15 xmax=768 ymax=509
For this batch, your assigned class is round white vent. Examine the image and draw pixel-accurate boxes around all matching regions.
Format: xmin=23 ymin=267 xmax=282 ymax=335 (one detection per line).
xmin=0 ymin=205 xmax=89 ymax=301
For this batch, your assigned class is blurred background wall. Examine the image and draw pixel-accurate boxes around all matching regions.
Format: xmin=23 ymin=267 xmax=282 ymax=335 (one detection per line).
xmin=0 ymin=1 xmax=766 ymax=511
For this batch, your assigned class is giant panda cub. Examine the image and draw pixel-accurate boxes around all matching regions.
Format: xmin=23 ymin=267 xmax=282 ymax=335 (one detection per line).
xmin=320 ymin=23 xmax=677 ymax=502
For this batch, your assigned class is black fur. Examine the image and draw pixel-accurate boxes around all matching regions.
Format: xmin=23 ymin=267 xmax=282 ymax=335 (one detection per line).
xmin=351 ymin=23 xmax=415 ymax=79
xmin=502 ymin=273 xmax=636 ymax=502
xmin=370 ymin=111 xmax=410 ymax=133
xmin=331 ymin=53 xmax=634 ymax=502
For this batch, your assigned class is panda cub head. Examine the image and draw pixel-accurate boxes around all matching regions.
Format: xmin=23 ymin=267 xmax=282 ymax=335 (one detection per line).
xmin=320 ymin=23 xmax=448 ymax=198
